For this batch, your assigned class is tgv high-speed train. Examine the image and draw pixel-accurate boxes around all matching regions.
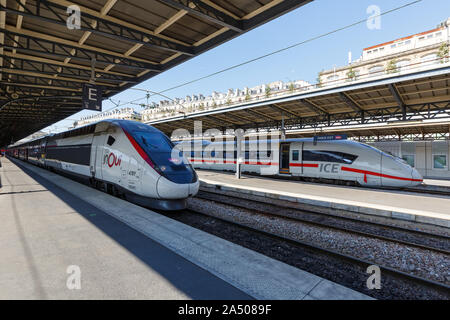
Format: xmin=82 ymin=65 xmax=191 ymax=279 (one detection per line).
xmin=7 ymin=120 xmax=199 ymax=210
xmin=175 ymin=138 xmax=423 ymax=188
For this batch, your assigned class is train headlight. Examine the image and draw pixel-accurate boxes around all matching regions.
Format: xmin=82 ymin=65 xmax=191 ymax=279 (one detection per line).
xmin=160 ymin=165 xmax=167 ymax=172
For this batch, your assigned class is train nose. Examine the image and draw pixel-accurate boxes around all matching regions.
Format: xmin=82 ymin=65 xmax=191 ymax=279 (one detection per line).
xmin=411 ymin=168 xmax=423 ymax=186
xmin=156 ymin=177 xmax=189 ymax=199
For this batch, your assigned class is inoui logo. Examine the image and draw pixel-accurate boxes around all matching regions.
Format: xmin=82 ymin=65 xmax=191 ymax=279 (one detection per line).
xmin=105 ymin=152 xmax=122 ymax=168
xmin=66 ymin=265 xmax=81 ymax=290
xmin=66 ymin=5 xmax=81 ymax=30
xmin=366 ymin=5 xmax=381 ymax=30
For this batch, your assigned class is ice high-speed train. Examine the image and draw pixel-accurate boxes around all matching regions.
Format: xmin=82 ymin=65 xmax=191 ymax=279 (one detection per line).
xmin=175 ymin=138 xmax=423 ymax=188
xmin=7 ymin=120 xmax=199 ymax=210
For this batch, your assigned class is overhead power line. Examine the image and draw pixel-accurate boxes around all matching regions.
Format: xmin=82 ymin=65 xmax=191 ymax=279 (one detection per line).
xmin=106 ymin=0 xmax=424 ymax=112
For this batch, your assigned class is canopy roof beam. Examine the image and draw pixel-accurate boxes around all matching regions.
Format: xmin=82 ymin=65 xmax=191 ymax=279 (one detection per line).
xmin=159 ymin=0 xmax=243 ymax=32
xmin=2 ymin=0 xmax=194 ymax=55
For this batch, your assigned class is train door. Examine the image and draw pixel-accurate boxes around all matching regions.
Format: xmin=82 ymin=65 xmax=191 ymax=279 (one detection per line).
xmin=91 ymin=133 xmax=106 ymax=180
xmin=279 ymin=143 xmax=290 ymax=174
xmin=289 ymin=142 xmax=303 ymax=175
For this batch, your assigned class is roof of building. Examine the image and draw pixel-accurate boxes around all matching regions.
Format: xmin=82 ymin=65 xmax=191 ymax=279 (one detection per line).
xmin=0 ymin=0 xmax=312 ymax=146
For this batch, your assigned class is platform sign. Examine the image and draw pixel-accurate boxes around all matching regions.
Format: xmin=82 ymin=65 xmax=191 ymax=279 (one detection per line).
xmin=313 ymin=134 xmax=347 ymax=145
xmin=82 ymin=84 xmax=102 ymax=111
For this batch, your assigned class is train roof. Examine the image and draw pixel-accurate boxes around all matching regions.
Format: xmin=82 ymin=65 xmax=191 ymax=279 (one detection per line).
xmin=8 ymin=119 xmax=150 ymax=148
xmin=174 ymin=138 xmax=358 ymax=145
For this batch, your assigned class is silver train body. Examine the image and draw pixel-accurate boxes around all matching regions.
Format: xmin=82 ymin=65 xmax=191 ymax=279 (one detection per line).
xmin=8 ymin=120 xmax=199 ymax=210
xmin=176 ymin=138 xmax=423 ymax=188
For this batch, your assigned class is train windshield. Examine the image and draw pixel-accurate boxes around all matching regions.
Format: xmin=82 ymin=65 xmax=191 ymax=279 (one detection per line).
xmin=132 ymin=130 xmax=197 ymax=184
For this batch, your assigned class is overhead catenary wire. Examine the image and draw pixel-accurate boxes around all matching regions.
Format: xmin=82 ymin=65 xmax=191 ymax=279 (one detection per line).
xmin=101 ymin=0 xmax=423 ymax=113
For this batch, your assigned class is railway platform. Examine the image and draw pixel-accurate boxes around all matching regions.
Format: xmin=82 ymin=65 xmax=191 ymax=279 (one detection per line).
xmin=197 ymin=170 xmax=450 ymax=229
xmin=415 ymin=179 xmax=450 ymax=194
xmin=0 ymin=157 xmax=371 ymax=300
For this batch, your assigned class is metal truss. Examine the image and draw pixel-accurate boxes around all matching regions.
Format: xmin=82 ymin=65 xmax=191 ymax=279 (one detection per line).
xmin=156 ymin=101 xmax=450 ymax=136
xmin=159 ymin=0 xmax=243 ymax=32
xmin=0 ymin=55 xmax=138 ymax=84
xmin=1 ymin=0 xmax=194 ymax=56
xmin=0 ymin=29 xmax=161 ymax=71
xmin=357 ymin=132 xmax=450 ymax=142
xmin=1 ymin=73 xmax=119 ymax=92
xmin=0 ymin=84 xmax=78 ymax=100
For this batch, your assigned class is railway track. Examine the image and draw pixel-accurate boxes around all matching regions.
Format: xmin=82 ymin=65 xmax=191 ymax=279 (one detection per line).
xmin=162 ymin=207 xmax=450 ymax=300
xmin=196 ymin=190 xmax=450 ymax=254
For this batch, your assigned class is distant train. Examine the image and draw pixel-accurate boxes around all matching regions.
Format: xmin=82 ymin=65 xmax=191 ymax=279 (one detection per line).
xmin=174 ymin=138 xmax=423 ymax=188
xmin=7 ymin=120 xmax=199 ymax=210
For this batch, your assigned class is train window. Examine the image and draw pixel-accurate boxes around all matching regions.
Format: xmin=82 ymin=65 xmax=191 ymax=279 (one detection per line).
xmin=107 ymin=136 xmax=116 ymax=146
xmin=433 ymin=155 xmax=447 ymax=169
xmin=303 ymin=150 xmax=358 ymax=164
xmin=292 ymin=150 xmax=299 ymax=161
xmin=401 ymin=155 xmax=415 ymax=167
xmin=134 ymin=131 xmax=173 ymax=152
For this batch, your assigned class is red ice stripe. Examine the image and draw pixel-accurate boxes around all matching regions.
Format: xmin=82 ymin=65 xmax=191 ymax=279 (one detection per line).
xmin=341 ymin=166 xmax=422 ymax=182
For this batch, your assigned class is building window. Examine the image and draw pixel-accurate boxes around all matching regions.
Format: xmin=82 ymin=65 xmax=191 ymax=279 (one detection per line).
xmin=396 ymin=60 xmax=410 ymax=72
xmin=433 ymin=155 xmax=447 ymax=169
xmin=391 ymin=44 xmax=396 ymax=48
xmin=421 ymin=53 xmax=438 ymax=66
xmin=327 ymin=74 xmax=339 ymax=81
xmin=427 ymin=34 xmax=433 ymax=39
xmin=419 ymin=36 xmax=425 ymax=41
xmin=435 ymin=32 xmax=442 ymax=37
xmin=402 ymin=155 xmax=415 ymax=167
xmin=369 ymin=65 xmax=384 ymax=74
xmin=405 ymin=40 xmax=411 ymax=45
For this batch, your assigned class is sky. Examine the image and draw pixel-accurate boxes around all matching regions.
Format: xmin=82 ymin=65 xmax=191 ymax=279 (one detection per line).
xmin=43 ymin=0 xmax=450 ymax=133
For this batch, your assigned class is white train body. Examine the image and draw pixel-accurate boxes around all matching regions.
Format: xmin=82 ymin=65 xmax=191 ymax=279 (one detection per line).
xmin=177 ymin=138 xmax=422 ymax=188
xmin=9 ymin=120 xmax=199 ymax=210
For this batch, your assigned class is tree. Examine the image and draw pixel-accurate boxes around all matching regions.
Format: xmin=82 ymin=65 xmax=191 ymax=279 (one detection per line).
xmin=346 ymin=67 xmax=357 ymax=81
xmin=316 ymin=72 xmax=323 ymax=88
xmin=265 ymin=85 xmax=271 ymax=98
xmin=245 ymin=91 xmax=250 ymax=101
xmin=226 ymin=98 xmax=232 ymax=105
xmin=386 ymin=59 xmax=399 ymax=74
xmin=288 ymin=82 xmax=295 ymax=93
xmin=437 ymin=42 xmax=449 ymax=63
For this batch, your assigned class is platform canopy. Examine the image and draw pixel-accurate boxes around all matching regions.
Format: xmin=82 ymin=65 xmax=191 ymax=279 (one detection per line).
xmin=146 ymin=66 xmax=450 ymax=139
xmin=0 ymin=0 xmax=312 ymax=146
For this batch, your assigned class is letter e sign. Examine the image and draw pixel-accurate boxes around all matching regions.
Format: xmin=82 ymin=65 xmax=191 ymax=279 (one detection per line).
xmin=82 ymin=83 xmax=102 ymax=111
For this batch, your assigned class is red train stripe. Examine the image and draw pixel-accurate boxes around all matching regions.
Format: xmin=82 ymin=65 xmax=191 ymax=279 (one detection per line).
xmin=123 ymin=129 xmax=157 ymax=170
xmin=341 ymin=166 xmax=422 ymax=182
xmin=289 ymin=163 xmax=319 ymax=168
xmin=187 ymin=158 xmax=421 ymax=182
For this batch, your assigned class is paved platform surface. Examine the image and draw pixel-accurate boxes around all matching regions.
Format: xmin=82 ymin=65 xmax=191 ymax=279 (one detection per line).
xmin=0 ymin=158 xmax=251 ymax=299
xmin=197 ymin=170 xmax=450 ymax=228
xmin=0 ymin=157 xmax=371 ymax=300
xmin=424 ymin=179 xmax=450 ymax=188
